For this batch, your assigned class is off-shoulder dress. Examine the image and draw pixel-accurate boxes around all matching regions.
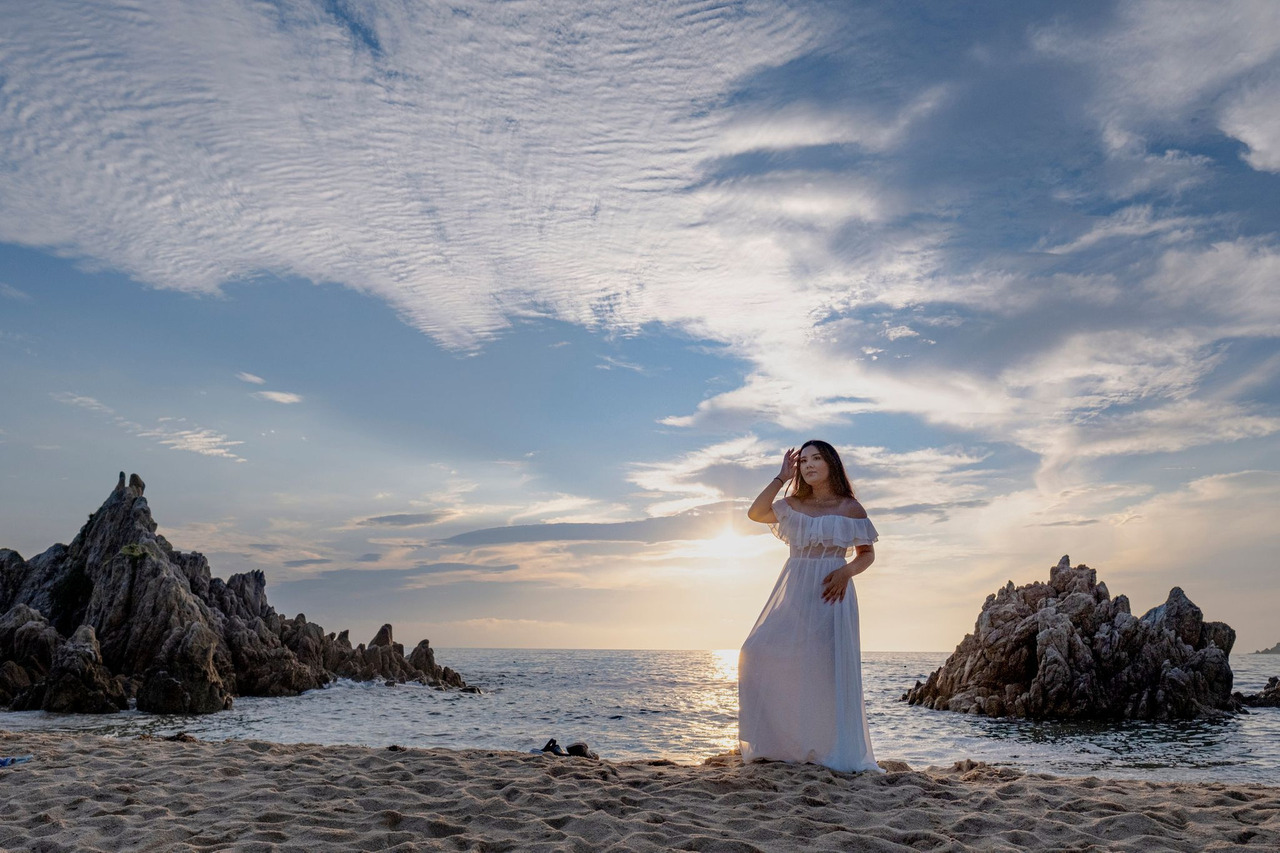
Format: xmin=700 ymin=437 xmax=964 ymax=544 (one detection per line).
xmin=738 ymin=498 xmax=883 ymax=773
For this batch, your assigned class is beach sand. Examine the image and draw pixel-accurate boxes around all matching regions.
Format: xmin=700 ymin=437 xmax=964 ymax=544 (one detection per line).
xmin=2 ymin=730 xmax=1276 ymax=852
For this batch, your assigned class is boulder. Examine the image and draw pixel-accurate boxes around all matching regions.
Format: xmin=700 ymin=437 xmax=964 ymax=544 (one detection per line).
xmin=0 ymin=472 xmax=469 ymax=713
xmin=903 ymin=556 xmax=1238 ymax=720
xmin=0 ymin=604 xmax=63 ymax=705
xmin=408 ymin=639 xmax=466 ymax=687
xmin=1236 ymin=677 xmax=1280 ymax=708
xmin=31 ymin=624 xmax=127 ymax=714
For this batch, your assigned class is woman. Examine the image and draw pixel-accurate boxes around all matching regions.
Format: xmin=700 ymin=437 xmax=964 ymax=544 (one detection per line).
xmin=738 ymin=440 xmax=882 ymax=773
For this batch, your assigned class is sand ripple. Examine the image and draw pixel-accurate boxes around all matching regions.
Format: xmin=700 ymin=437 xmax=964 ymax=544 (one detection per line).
xmin=2 ymin=731 xmax=1277 ymax=851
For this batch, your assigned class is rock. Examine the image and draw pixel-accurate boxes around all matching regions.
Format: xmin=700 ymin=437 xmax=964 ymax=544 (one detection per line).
xmin=877 ymin=759 xmax=913 ymax=773
xmin=370 ymin=624 xmax=394 ymax=647
xmin=1236 ymin=677 xmax=1280 ymax=708
xmin=406 ymin=638 xmax=464 ymax=686
xmin=138 ymin=622 xmax=232 ymax=713
xmin=0 ymin=472 xmax=469 ymax=713
xmin=903 ymin=556 xmax=1238 ymax=720
xmin=1254 ymin=642 xmax=1280 ymax=654
xmin=0 ymin=604 xmax=63 ymax=706
xmin=34 ymin=624 xmax=128 ymax=714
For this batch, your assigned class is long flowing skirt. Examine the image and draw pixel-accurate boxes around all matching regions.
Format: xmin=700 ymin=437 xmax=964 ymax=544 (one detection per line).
xmin=738 ymin=555 xmax=881 ymax=773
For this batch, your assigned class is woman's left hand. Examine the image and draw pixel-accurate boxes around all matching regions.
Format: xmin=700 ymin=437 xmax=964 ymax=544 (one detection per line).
xmin=821 ymin=567 xmax=853 ymax=604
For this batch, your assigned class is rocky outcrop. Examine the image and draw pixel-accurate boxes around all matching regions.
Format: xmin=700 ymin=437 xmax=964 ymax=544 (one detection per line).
xmin=1236 ymin=677 xmax=1280 ymax=708
xmin=14 ymin=624 xmax=128 ymax=713
xmin=1254 ymin=642 xmax=1280 ymax=654
xmin=0 ymin=604 xmax=62 ymax=706
xmin=903 ymin=556 xmax=1238 ymax=720
xmin=408 ymin=637 xmax=466 ymax=689
xmin=0 ymin=473 xmax=468 ymax=714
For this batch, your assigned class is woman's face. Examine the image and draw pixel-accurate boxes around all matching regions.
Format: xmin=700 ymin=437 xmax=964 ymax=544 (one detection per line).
xmin=798 ymin=445 xmax=829 ymax=487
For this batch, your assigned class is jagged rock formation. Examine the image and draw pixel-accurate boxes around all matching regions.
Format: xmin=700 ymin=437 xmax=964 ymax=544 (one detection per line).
xmin=1253 ymin=642 xmax=1280 ymax=654
xmin=0 ymin=473 xmax=467 ymax=714
xmin=1236 ymin=677 xmax=1280 ymax=708
xmin=13 ymin=624 xmax=128 ymax=713
xmin=903 ymin=556 xmax=1238 ymax=720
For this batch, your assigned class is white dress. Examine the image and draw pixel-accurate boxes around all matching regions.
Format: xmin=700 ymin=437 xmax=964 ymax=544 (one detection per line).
xmin=738 ymin=498 xmax=883 ymax=773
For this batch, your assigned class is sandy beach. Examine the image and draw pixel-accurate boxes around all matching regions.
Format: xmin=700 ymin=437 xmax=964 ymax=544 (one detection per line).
xmin=2 ymin=731 xmax=1277 ymax=852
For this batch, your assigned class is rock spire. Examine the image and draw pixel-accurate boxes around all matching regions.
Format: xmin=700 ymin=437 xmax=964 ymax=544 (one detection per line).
xmin=0 ymin=473 xmax=466 ymax=713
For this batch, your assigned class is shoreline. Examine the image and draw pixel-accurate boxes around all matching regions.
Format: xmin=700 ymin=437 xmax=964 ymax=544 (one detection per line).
xmin=3 ymin=730 xmax=1277 ymax=851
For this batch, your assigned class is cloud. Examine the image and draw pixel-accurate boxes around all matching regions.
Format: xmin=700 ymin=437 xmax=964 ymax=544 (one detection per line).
xmin=0 ymin=283 xmax=32 ymax=301
xmin=1221 ymin=75 xmax=1280 ymax=172
xmin=1044 ymin=206 xmax=1202 ymax=255
xmin=1033 ymin=2 xmax=1280 ymax=119
xmin=356 ymin=512 xmax=446 ymax=528
xmin=10 ymin=1 xmax=1280 ymax=521
xmin=442 ymin=617 xmax=571 ymax=630
xmin=710 ymin=86 xmax=949 ymax=156
xmin=52 ymin=391 xmax=247 ymax=461
xmin=596 ymin=356 xmax=648 ymax=373
xmin=629 ymin=435 xmax=775 ymax=516
xmin=283 ymin=558 xmax=333 ymax=568
xmin=0 ymin=0 xmax=819 ymax=349
xmin=441 ymin=501 xmax=755 ymax=547
xmin=271 ymin=565 xmax=523 ymax=596
xmin=236 ymin=372 xmax=266 ymax=384
xmin=252 ymin=391 xmax=303 ymax=404
xmin=51 ymin=392 xmax=114 ymax=416
xmin=399 ymin=562 xmax=519 ymax=587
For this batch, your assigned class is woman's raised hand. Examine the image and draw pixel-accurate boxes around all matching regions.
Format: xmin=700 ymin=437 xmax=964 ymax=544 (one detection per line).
xmin=777 ymin=447 xmax=798 ymax=484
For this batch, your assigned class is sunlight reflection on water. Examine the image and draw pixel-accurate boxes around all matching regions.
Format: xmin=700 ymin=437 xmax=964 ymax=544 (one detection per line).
xmin=3 ymin=649 xmax=1277 ymax=783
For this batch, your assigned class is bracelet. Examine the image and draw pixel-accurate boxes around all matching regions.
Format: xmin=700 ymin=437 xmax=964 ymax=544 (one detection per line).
xmin=772 ymin=476 xmax=784 ymax=484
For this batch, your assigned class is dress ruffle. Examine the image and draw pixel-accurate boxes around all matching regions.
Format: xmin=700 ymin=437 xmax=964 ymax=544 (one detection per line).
xmin=770 ymin=499 xmax=879 ymax=550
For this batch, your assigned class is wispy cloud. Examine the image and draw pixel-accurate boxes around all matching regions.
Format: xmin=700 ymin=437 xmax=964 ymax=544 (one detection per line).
xmin=236 ymin=372 xmax=266 ymax=385
xmin=356 ymin=512 xmax=446 ymax=528
xmin=630 ymin=434 xmax=774 ymax=516
xmin=52 ymin=392 xmax=247 ymax=462
xmin=441 ymin=501 xmax=754 ymax=547
xmin=596 ymin=356 xmax=648 ymax=374
xmin=0 ymin=283 xmax=32 ymax=301
xmin=252 ymin=391 xmax=303 ymax=404
xmin=52 ymin=392 xmax=114 ymax=416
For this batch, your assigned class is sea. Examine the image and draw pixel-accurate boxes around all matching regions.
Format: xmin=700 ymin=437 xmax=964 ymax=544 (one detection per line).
xmin=4 ymin=650 xmax=1279 ymax=785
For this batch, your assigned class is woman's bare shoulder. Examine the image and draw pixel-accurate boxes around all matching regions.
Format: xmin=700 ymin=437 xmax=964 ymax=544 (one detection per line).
xmin=841 ymin=498 xmax=868 ymax=519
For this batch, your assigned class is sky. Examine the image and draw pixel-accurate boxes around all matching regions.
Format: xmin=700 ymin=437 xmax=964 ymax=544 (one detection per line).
xmin=1 ymin=0 xmax=1278 ymax=653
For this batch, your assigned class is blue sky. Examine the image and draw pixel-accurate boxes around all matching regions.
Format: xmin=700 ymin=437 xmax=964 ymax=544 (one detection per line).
xmin=2 ymin=0 xmax=1278 ymax=651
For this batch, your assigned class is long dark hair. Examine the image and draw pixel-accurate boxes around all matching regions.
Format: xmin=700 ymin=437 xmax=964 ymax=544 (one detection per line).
xmin=790 ymin=439 xmax=856 ymax=500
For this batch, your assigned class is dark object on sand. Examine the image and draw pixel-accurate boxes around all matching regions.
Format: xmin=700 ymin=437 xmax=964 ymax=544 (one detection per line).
xmin=538 ymin=738 xmax=599 ymax=759
xmin=0 ymin=473 xmax=469 ymax=715
xmin=566 ymin=741 xmax=598 ymax=759
xmin=903 ymin=556 xmax=1238 ymax=720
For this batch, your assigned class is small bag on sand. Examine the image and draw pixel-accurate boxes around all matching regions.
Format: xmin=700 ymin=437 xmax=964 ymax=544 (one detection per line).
xmin=565 ymin=742 xmax=598 ymax=760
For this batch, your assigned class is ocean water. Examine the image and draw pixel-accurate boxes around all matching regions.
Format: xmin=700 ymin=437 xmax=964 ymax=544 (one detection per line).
xmin=4 ymin=650 xmax=1279 ymax=784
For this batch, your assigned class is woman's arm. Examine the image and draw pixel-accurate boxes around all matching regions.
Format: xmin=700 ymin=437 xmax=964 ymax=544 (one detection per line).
xmin=746 ymin=448 xmax=798 ymax=523
xmin=821 ymin=545 xmax=875 ymax=604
